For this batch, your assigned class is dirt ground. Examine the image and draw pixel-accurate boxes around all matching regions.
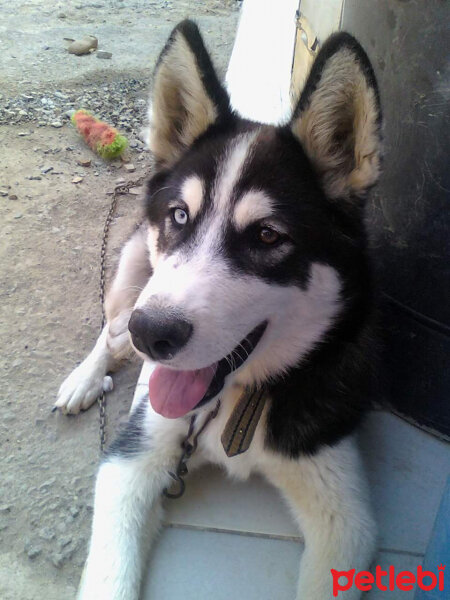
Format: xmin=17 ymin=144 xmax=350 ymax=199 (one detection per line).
xmin=0 ymin=2 xmax=239 ymax=598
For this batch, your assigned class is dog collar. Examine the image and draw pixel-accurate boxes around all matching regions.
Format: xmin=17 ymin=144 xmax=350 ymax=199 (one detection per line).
xmin=221 ymin=386 xmax=267 ymax=457
xmin=163 ymin=386 xmax=267 ymax=499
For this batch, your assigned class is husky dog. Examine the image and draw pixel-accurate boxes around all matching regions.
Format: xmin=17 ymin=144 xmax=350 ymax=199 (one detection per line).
xmin=56 ymin=20 xmax=382 ymax=600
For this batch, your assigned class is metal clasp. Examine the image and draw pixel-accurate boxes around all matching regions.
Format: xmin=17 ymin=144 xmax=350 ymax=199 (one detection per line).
xmin=163 ymin=400 xmax=220 ymax=500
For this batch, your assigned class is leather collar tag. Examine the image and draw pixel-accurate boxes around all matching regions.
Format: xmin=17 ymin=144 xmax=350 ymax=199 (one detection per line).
xmin=221 ymin=387 xmax=266 ymax=457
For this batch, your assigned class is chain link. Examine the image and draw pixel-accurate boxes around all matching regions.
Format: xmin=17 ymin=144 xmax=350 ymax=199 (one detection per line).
xmin=98 ymin=176 xmax=147 ymax=454
xmin=163 ymin=399 xmax=221 ymax=499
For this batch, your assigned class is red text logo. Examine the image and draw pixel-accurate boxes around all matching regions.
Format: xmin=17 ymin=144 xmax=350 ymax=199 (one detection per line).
xmin=331 ymin=564 xmax=445 ymax=596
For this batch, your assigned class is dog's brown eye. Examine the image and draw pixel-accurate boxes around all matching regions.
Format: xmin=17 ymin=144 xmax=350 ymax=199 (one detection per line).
xmin=259 ymin=227 xmax=280 ymax=245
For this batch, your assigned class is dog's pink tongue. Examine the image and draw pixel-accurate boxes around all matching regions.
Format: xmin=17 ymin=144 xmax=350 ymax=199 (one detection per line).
xmin=149 ymin=364 xmax=217 ymax=419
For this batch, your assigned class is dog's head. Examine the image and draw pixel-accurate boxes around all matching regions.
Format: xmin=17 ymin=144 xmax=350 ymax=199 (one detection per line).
xmin=129 ymin=21 xmax=382 ymax=418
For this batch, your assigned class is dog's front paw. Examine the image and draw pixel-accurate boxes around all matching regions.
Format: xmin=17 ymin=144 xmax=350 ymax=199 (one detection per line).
xmin=55 ymin=359 xmax=113 ymax=414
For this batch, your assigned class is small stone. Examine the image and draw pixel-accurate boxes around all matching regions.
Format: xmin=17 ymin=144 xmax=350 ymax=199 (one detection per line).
xmin=51 ymin=552 xmax=65 ymax=568
xmin=51 ymin=121 xmax=63 ymax=128
xmin=0 ymin=505 xmax=11 ymax=514
xmin=63 ymin=545 xmax=76 ymax=560
xmin=27 ymin=546 xmax=42 ymax=560
xmin=51 ymin=544 xmax=75 ymax=568
xmin=137 ymin=127 xmax=149 ymax=143
xmin=18 ymin=131 xmax=31 ymax=137
xmin=68 ymin=35 xmax=98 ymax=56
xmin=123 ymin=163 xmax=135 ymax=173
xmin=24 ymin=539 xmax=42 ymax=560
xmin=128 ymin=187 xmax=143 ymax=195
xmin=97 ymin=51 xmax=112 ymax=60
xmin=56 ymin=521 xmax=67 ymax=534
xmin=14 ymin=213 xmax=23 ymax=219
xmin=9 ymin=194 xmax=18 ymax=200
xmin=59 ymin=535 xmax=72 ymax=548
xmin=41 ymin=166 xmax=53 ymax=174
xmin=28 ymin=176 xmax=42 ymax=180
xmin=72 ymin=176 xmax=83 ymax=184
xmin=0 ymin=189 xmax=8 ymax=197
xmin=54 ymin=91 xmax=68 ymax=100
xmin=77 ymin=158 xmax=91 ymax=167
xmin=115 ymin=177 xmax=126 ymax=185
xmin=39 ymin=526 xmax=56 ymax=541
xmin=39 ymin=478 xmax=56 ymax=491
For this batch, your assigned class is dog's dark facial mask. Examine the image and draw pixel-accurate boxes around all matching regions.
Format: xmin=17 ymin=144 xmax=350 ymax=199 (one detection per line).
xmin=133 ymin=21 xmax=382 ymax=418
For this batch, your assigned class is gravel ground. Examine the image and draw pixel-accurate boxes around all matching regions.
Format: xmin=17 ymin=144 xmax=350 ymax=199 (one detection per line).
xmin=0 ymin=78 xmax=150 ymax=134
xmin=0 ymin=1 xmax=240 ymax=598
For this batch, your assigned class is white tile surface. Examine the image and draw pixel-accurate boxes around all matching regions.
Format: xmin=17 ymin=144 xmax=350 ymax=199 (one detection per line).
xmin=140 ymin=531 xmax=424 ymax=600
xmin=164 ymin=466 xmax=301 ymax=540
xmin=141 ymin=527 xmax=302 ymax=600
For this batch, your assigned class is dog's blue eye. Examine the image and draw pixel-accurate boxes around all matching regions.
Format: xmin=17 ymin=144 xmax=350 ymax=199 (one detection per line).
xmin=172 ymin=208 xmax=188 ymax=226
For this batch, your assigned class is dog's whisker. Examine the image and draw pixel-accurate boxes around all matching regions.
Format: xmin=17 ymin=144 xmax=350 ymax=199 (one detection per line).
xmin=231 ymin=349 xmax=244 ymax=365
xmin=227 ymin=351 xmax=237 ymax=371
xmin=151 ymin=185 xmax=176 ymax=199
xmin=235 ymin=340 xmax=251 ymax=361
xmin=224 ymin=355 xmax=234 ymax=372
xmin=230 ymin=349 xmax=244 ymax=369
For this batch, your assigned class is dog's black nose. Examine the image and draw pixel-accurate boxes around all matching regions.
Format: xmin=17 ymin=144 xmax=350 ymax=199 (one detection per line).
xmin=128 ymin=308 xmax=193 ymax=360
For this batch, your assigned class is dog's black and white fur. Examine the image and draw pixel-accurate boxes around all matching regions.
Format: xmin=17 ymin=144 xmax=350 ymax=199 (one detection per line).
xmin=56 ymin=21 xmax=382 ymax=599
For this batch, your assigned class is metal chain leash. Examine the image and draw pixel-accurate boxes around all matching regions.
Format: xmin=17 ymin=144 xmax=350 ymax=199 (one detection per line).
xmin=163 ymin=399 xmax=221 ymax=499
xmin=98 ymin=175 xmax=147 ymax=453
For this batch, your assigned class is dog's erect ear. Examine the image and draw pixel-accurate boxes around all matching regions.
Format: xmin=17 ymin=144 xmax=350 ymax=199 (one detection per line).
xmin=149 ymin=20 xmax=231 ymax=168
xmin=291 ymin=33 xmax=382 ymax=200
